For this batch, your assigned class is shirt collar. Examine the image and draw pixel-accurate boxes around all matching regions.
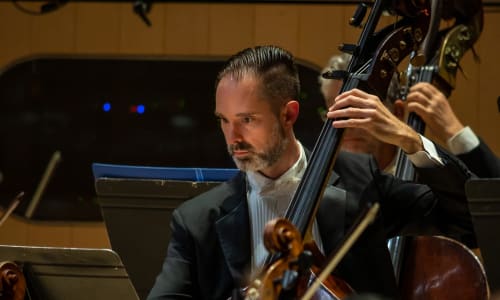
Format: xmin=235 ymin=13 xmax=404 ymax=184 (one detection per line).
xmin=246 ymin=141 xmax=307 ymax=196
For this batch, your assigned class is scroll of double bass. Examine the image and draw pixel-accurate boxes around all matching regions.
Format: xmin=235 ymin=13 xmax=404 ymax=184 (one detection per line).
xmin=387 ymin=0 xmax=489 ymax=298
xmin=240 ymin=1 xmax=434 ymax=299
xmin=0 ymin=262 xmax=26 ymax=300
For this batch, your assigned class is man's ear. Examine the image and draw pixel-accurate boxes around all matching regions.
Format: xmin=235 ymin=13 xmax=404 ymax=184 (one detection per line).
xmin=283 ymin=100 xmax=299 ymax=127
xmin=393 ymin=99 xmax=405 ymax=121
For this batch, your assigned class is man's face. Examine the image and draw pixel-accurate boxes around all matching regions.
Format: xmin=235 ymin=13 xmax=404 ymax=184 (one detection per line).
xmin=215 ymin=75 xmax=288 ymax=173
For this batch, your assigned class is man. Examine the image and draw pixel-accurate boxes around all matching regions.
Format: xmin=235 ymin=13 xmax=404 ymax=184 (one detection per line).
xmin=320 ymin=53 xmax=500 ymax=177
xmin=147 ymin=46 xmax=475 ymax=300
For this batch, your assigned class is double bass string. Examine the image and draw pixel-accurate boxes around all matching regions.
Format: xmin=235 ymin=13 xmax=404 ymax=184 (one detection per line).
xmin=301 ymin=202 xmax=380 ymax=300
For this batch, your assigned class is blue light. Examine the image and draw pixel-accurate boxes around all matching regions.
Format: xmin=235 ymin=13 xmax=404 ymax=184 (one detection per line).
xmin=137 ymin=104 xmax=145 ymax=114
xmin=102 ymin=102 xmax=111 ymax=112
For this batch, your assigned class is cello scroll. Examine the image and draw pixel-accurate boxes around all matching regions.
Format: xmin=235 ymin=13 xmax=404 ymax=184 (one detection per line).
xmin=244 ymin=219 xmax=310 ymax=300
xmin=0 ymin=261 xmax=26 ymax=300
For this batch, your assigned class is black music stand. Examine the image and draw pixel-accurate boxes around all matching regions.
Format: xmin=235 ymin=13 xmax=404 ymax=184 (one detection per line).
xmin=466 ymin=178 xmax=500 ymax=293
xmin=93 ymin=163 xmax=238 ymax=299
xmin=0 ymin=245 xmax=139 ymax=300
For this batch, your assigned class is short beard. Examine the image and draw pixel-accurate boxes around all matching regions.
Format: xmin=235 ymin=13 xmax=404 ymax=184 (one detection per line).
xmin=228 ymin=123 xmax=288 ymax=172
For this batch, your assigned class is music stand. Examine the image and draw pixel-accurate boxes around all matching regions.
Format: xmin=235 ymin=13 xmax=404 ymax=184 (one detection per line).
xmin=93 ymin=163 xmax=238 ymax=299
xmin=466 ymin=178 xmax=500 ymax=293
xmin=0 ymin=245 xmax=139 ymax=300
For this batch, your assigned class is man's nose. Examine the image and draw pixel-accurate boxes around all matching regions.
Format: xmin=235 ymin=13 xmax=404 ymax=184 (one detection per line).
xmin=226 ymin=123 xmax=243 ymax=144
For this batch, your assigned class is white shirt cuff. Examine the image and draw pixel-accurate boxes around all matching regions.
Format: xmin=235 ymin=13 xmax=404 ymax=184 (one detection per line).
xmin=407 ymin=135 xmax=444 ymax=167
xmin=446 ymin=126 xmax=480 ymax=155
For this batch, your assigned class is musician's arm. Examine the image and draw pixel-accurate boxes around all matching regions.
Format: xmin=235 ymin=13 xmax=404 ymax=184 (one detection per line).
xmin=147 ymin=209 xmax=195 ymax=300
xmin=450 ymin=129 xmax=500 ymax=177
xmin=413 ymin=145 xmax=478 ymax=248
xmin=404 ymin=135 xmax=442 ymax=166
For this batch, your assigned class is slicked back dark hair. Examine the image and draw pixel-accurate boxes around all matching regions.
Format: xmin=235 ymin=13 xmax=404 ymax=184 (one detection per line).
xmin=215 ymin=45 xmax=300 ymax=115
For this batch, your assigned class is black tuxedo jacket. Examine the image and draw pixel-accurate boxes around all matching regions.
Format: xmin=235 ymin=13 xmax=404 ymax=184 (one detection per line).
xmin=147 ymin=150 xmax=475 ymax=300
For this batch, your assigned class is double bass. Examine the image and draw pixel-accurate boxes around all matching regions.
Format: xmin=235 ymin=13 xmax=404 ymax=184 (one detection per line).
xmin=239 ymin=1 xmax=435 ymax=299
xmin=387 ymin=0 xmax=489 ymax=298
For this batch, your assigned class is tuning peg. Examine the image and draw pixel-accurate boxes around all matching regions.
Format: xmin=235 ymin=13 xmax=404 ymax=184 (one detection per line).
xmin=410 ymin=51 xmax=426 ymax=67
xmin=338 ymin=43 xmax=357 ymax=55
xmin=349 ymin=3 xmax=368 ymax=28
xmin=322 ymin=70 xmax=349 ymax=81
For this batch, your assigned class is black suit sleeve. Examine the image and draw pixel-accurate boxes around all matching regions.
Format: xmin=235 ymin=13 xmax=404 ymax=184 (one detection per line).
xmin=147 ymin=210 xmax=196 ymax=300
xmin=413 ymin=145 xmax=478 ymax=248
xmin=457 ymin=140 xmax=500 ymax=178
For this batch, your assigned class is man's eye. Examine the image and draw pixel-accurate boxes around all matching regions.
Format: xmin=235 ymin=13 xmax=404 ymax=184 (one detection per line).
xmin=216 ymin=117 xmax=227 ymax=124
xmin=242 ymin=117 xmax=252 ymax=124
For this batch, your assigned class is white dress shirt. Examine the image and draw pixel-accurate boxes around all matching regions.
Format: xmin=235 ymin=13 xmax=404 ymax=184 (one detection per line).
xmin=447 ymin=126 xmax=480 ymax=155
xmin=246 ymin=142 xmax=324 ymax=272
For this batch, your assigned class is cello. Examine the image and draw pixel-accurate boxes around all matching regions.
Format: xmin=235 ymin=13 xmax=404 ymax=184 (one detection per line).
xmin=239 ymin=1 xmax=434 ymax=299
xmin=387 ymin=0 xmax=489 ymax=298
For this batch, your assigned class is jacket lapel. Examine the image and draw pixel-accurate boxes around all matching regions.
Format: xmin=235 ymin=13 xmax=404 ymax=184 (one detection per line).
xmin=318 ymin=185 xmax=348 ymax=254
xmin=213 ymin=152 xmax=343 ymax=286
xmin=215 ymin=173 xmax=252 ymax=286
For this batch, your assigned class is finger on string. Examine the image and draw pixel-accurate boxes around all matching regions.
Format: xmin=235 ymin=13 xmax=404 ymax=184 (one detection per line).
xmin=332 ymin=117 xmax=371 ymax=129
xmin=328 ymin=107 xmax=377 ymax=120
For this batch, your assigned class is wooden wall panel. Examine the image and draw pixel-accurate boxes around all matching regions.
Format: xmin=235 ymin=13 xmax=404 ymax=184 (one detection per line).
xmin=75 ymin=3 xmax=122 ymax=54
xmin=297 ymin=5 xmax=345 ymax=67
xmin=255 ymin=5 xmax=299 ymax=54
xmin=0 ymin=216 xmax=29 ymax=245
xmin=450 ymin=51 xmax=481 ymax=133
xmin=26 ymin=222 xmax=73 ymax=247
xmin=208 ymin=4 xmax=255 ymax=55
xmin=477 ymin=11 xmax=500 ymax=154
xmin=0 ymin=212 xmax=110 ymax=249
xmin=0 ymin=3 xmax=33 ymax=66
xmin=164 ymin=4 xmax=210 ymax=55
xmin=119 ymin=3 xmax=165 ymax=54
xmin=31 ymin=4 xmax=77 ymax=54
xmin=70 ymin=223 xmax=111 ymax=248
